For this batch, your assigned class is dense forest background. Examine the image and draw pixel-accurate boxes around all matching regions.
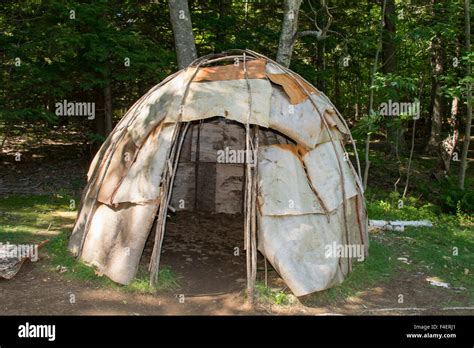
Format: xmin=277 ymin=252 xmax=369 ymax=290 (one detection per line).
xmin=1 ymin=0 xmax=472 ymax=212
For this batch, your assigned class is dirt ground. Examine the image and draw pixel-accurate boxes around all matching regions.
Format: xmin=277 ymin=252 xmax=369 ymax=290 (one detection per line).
xmin=147 ymin=211 xmax=247 ymax=296
xmin=0 ymin=127 xmax=472 ymax=316
xmin=0 ymin=211 xmax=472 ymax=316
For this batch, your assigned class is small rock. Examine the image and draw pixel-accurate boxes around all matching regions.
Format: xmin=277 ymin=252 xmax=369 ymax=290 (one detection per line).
xmin=426 ymin=277 xmax=450 ymax=288
xmin=56 ymin=265 xmax=68 ymax=273
xmin=397 ymin=257 xmax=410 ymax=264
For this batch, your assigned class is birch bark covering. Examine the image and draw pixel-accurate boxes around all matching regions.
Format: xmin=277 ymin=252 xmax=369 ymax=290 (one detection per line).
xmin=68 ymin=52 xmax=367 ymax=296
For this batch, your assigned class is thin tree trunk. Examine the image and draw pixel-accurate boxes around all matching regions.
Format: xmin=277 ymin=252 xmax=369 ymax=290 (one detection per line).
xmin=425 ymin=0 xmax=446 ymax=155
xmin=316 ymin=39 xmax=326 ymax=91
xmin=169 ymin=0 xmax=197 ymax=68
xmin=382 ymin=0 xmax=397 ymax=74
xmin=436 ymin=35 xmax=462 ymax=178
xmin=364 ymin=0 xmax=387 ymax=190
xmin=382 ymin=0 xmax=406 ymax=155
xmin=403 ymin=73 xmax=426 ymax=198
xmin=94 ymin=88 xmax=105 ymax=139
xmin=425 ymin=39 xmax=445 ymax=154
xmin=435 ymin=97 xmax=459 ymax=178
xmin=334 ymin=57 xmax=340 ymax=107
xmin=215 ymin=0 xmax=230 ymax=47
xmin=459 ymin=0 xmax=472 ymax=190
xmin=0 ymin=123 xmax=12 ymax=150
xmin=276 ymin=0 xmax=303 ymax=67
xmin=104 ymin=84 xmax=112 ymax=136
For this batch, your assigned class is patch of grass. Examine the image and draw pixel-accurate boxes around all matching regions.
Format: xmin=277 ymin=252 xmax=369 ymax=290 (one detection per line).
xmin=46 ymin=227 xmax=116 ymax=286
xmin=254 ymin=282 xmax=292 ymax=306
xmin=366 ymin=194 xmax=473 ymax=296
xmin=307 ymin=192 xmax=474 ymax=305
xmin=302 ymin=239 xmax=396 ymax=306
xmin=0 ymin=194 xmax=116 ymax=286
xmin=126 ymin=266 xmax=181 ymax=294
xmin=0 ymin=194 xmax=77 ymax=244
xmin=400 ymin=223 xmax=474 ymax=299
xmin=0 ymin=194 xmax=180 ymax=293
xmin=155 ymin=266 xmax=181 ymax=291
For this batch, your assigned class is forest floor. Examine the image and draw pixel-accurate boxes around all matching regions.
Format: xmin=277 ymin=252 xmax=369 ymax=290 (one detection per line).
xmin=0 ymin=125 xmax=473 ymax=315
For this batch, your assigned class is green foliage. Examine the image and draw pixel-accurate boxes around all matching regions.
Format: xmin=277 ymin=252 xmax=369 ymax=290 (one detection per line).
xmin=352 ymin=111 xmax=383 ymax=141
xmin=367 ymin=191 xmax=441 ymax=222
xmin=411 ymin=174 xmax=474 ymax=217
xmin=439 ymin=185 xmax=474 ymax=215
xmin=1 ymin=0 xmax=470 ymax=149
xmin=1 ymin=0 xmax=175 ymax=134
xmin=87 ymin=132 xmax=106 ymax=145
xmin=373 ymin=73 xmax=418 ymax=96
xmin=254 ymin=283 xmax=291 ymax=306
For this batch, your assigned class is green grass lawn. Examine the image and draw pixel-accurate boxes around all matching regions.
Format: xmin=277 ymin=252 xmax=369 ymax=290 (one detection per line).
xmin=303 ymin=195 xmax=473 ymax=307
xmin=0 ymin=194 xmax=180 ymax=293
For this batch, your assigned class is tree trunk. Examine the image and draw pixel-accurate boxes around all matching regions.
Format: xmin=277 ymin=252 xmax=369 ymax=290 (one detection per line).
xmin=459 ymin=0 xmax=472 ymax=190
xmin=436 ymin=35 xmax=462 ymax=177
xmin=425 ymin=0 xmax=446 ymax=155
xmin=382 ymin=0 xmax=405 ymax=155
xmin=276 ymin=0 xmax=303 ymax=67
xmin=382 ymin=0 xmax=396 ymax=73
xmin=169 ymin=0 xmax=197 ymax=69
xmin=104 ymin=84 xmax=113 ymax=136
xmin=364 ymin=0 xmax=387 ymax=189
xmin=215 ymin=0 xmax=230 ymax=48
xmin=94 ymin=88 xmax=105 ymax=138
xmin=316 ymin=39 xmax=326 ymax=91
xmin=434 ymin=98 xmax=459 ymax=179
xmin=334 ymin=56 xmax=340 ymax=108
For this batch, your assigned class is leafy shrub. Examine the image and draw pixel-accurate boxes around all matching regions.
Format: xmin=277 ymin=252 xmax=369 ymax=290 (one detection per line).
xmin=439 ymin=183 xmax=474 ymax=215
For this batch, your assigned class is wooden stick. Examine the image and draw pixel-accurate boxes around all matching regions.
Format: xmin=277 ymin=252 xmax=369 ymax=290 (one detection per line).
xmin=149 ymin=122 xmax=190 ymax=286
xmin=148 ymin=59 xmax=208 ymax=287
xmin=250 ymin=125 xmax=259 ymax=297
xmin=243 ymin=53 xmax=256 ymax=304
xmin=264 ymin=254 xmax=268 ymax=287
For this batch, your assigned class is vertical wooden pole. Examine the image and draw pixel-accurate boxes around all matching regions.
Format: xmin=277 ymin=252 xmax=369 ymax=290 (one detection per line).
xmin=250 ymin=125 xmax=259 ymax=295
xmin=243 ymin=53 xmax=255 ymax=304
